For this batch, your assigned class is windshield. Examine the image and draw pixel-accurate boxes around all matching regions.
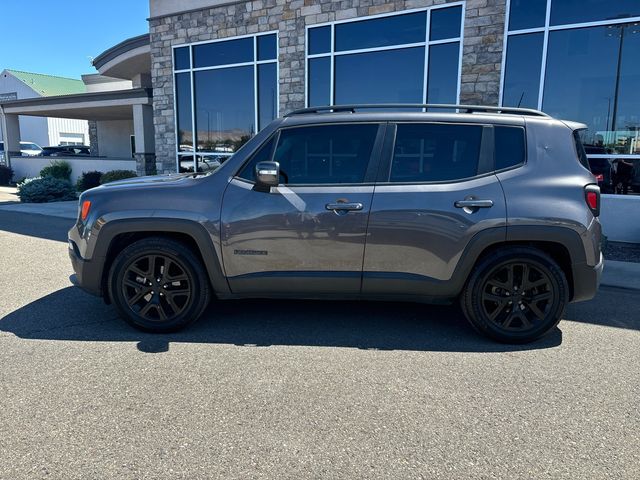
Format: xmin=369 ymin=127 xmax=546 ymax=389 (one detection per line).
xmin=20 ymin=143 xmax=41 ymax=151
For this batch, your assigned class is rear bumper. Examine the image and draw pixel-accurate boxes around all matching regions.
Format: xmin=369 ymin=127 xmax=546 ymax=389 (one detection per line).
xmin=571 ymin=253 xmax=604 ymax=303
xmin=68 ymin=238 xmax=103 ymax=297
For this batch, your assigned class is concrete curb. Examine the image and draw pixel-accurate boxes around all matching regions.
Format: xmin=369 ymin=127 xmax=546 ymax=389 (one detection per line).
xmin=600 ymin=260 xmax=640 ymax=291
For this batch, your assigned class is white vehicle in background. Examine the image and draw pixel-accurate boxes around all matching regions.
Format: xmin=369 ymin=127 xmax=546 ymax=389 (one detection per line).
xmin=0 ymin=141 xmax=44 ymax=159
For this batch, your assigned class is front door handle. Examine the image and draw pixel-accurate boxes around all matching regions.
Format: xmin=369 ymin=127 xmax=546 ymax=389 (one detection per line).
xmin=454 ymin=199 xmax=494 ymax=209
xmin=325 ymin=202 xmax=363 ymax=212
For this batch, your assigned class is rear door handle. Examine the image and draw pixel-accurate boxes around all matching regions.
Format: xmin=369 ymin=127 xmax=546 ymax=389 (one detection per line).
xmin=454 ymin=199 xmax=494 ymax=208
xmin=325 ymin=202 xmax=363 ymax=212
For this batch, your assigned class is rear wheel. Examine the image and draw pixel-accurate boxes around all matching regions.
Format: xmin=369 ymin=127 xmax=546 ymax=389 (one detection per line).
xmin=461 ymin=247 xmax=568 ymax=343
xmin=108 ymin=237 xmax=211 ymax=332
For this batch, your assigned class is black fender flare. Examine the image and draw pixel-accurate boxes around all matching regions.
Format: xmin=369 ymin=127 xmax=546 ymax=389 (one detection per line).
xmin=450 ymin=224 xmax=589 ymax=299
xmin=92 ymin=217 xmax=230 ymax=297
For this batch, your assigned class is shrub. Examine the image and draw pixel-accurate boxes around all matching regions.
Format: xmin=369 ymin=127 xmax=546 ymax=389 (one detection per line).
xmin=0 ymin=165 xmax=13 ymax=185
xmin=100 ymin=170 xmax=137 ymax=184
xmin=76 ymin=171 xmax=103 ymax=192
xmin=17 ymin=177 xmax=76 ymax=203
xmin=40 ymin=160 xmax=72 ymax=181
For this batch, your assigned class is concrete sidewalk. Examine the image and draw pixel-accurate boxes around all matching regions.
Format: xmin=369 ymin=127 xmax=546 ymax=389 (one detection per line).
xmin=0 ymin=186 xmax=18 ymax=204
xmin=0 ymin=200 xmax=77 ymax=219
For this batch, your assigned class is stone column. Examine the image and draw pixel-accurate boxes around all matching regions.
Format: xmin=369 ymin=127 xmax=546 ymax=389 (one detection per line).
xmin=133 ymin=104 xmax=156 ymax=176
xmin=0 ymin=113 xmax=21 ymax=168
xmin=459 ymin=0 xmax=507 ymax=106
xmin=88 ymin=120 xmax=99 ymax=156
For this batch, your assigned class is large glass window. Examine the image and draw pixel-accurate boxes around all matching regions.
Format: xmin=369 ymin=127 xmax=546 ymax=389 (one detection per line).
xmin=173 ymin=33 xmax=278 ymax=172
xmin=426 ymin=43 xmax=460 ymax=105
xmin=335 ymin=12 xmax=427 ymax=51
xmin=502 ymin=33 xmax=544 ymax=109
xmin=334 ymin=48 xmax=425 ymax=104
xmin=307 ymin=6 xmax=463 ymax=108
xmin=502 ymin=1 xmax=640 ymax=189
xmin=390 ymin=124 xmax=482 ymax=182
xmin=550 ymin=0 xmax=640 ymax=27
xmin=194 ymin=66 xmax=255 ymax=155
xmin=175 ymin=72 xmax=193 ymax=153
xmin=273 ymin=124 xmax=379 ymax=185
xmin=508 ymin=0 xmax=546 ymax=31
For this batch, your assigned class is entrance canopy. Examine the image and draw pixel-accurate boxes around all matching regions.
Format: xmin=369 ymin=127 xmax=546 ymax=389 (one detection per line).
xmin=0 ymin=88 xmax=151 ymax=121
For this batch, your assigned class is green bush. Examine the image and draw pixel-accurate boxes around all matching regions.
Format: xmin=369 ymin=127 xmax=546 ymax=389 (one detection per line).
xmin=100 ymin=170 xmax=137 ymax=184
xmin=40 ymin=160 xmax=72 ymax=181
xmin=0 ymin=165 xmax=13 ymax=185
xmin=17 ymin=177 xmax=76 ymax=203
xmin=76 ymin=171 xmax=103 ymax=192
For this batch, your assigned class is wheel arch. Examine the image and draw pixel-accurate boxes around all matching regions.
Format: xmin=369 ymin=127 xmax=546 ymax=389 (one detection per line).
xmin=93 ymin=218 xmax=230 ymax=303
xmin=456 ymin=225 xmax=588 ymax=301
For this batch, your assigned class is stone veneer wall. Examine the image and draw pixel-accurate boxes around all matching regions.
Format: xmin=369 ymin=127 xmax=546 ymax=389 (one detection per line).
xmin=149 ymin=0 xmax=506 ymax=173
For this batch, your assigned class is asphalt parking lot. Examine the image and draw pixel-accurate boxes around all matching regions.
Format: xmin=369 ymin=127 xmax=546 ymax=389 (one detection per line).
xmin=0 ymin=210 xmax=638 ymax=479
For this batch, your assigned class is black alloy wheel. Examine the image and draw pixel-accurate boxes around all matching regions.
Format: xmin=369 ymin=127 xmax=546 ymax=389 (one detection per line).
xmin=109 ymin=237 xmax=211 ymax=332
xmin=462 ymin=247 xmax=568 ymax=343
xmin=479 ymin=261 xmax=554 ymax=331
xmin=121 ymin=254 xmax=192 ymax=322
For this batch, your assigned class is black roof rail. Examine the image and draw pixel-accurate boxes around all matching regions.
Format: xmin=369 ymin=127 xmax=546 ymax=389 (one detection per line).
xmin=284 ymin=104 xmax=551 ymax=118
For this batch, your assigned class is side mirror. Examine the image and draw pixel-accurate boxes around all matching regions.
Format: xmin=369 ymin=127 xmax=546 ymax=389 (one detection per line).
xmin=255 ymin=161 xmax=280 ymax=189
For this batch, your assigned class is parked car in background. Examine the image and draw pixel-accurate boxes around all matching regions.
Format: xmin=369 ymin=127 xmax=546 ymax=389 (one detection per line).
xmin=179 ymin=155 xmax=222 ymax=173
xmin=18 ymin=141 xmax=43 ymax=156
xmin=0 ymin=141 xmax=43 ymax=157
xmin=69 ymin=104 xmax=603 ymax=344
xmin=583 ymin=145 xmax=614 ymax=194
xmin=587 ymin=157 xmax=614 ymax=193
xmin=42 ymin=145 xmax=91 ymax=156
xmin=612 ymin=158 xmax=637 ymax=195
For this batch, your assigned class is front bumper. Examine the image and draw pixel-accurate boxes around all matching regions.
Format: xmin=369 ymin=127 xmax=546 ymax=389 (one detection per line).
xmin=68 ymin=238 xmax=103 ymax=297
xmin=571 ymin=252 xmax=604 ymax=303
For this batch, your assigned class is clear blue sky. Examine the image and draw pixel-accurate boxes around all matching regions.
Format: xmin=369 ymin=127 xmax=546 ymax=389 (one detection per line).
xmin=0 ymin=0 xmax=150 ymax=79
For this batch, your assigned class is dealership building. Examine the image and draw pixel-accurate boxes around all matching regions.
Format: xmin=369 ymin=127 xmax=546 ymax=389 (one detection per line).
xmin=1 ymin=0 xmax=639 ymax=178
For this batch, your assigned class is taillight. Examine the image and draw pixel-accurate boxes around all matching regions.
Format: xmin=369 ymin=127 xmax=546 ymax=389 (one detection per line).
xmin=594 ymin=173 xmax=604 ymax=182
xmin=80 ymin=200 xmax=91 ymax=221
xmin=584 ymin=185 xmax=600 ymax=217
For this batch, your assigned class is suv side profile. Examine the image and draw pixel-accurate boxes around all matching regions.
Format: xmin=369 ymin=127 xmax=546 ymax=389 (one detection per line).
xmin=68 ymin=105 xmax=603 ymax=343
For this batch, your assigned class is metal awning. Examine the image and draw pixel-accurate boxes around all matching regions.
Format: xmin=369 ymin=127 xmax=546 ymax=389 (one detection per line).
xmin=0 ymin=88 xmax=152 ymax=121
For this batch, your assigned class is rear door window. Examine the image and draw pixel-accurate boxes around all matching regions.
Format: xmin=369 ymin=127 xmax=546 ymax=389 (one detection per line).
xmin=390 ymin=123 xmax=483 ymax=182
xmin=495 ymin=126 xmax=526 ymax=170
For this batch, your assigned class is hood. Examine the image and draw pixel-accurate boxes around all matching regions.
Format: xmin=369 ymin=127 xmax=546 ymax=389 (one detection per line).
xmin=97 ymin=172 xmax=207 ymax=189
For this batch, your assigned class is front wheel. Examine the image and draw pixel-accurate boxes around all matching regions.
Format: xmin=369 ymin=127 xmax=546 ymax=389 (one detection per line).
xmin=461 ymin=247 xmax=568 ymax=343
xmin=108 ymin=237 xmax=211 ymax=332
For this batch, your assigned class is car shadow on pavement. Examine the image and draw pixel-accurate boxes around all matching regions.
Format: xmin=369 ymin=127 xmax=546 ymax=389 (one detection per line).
xmin=0 ymin=286 xmax=565 ymax=353
xmin=0 ymin=210 xmax=73 ymax=242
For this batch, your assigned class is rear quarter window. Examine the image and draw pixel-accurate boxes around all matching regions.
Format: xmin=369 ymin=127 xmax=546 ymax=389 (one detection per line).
xmin=573 ymin=130 xmax=590 ymax=170
xmin=494 ymin=126 xmax=526 ymax=170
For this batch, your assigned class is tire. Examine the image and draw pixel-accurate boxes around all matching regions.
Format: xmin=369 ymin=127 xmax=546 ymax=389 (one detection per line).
xmin=461 ymin=247 xmax=568 ymax=344
xmin=108 ymin=237 xmax=211 ymax=333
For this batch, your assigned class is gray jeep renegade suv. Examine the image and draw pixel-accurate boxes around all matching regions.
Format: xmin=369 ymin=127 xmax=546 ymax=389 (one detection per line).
xmin=68 ymin=104 xmax=603 ymax=343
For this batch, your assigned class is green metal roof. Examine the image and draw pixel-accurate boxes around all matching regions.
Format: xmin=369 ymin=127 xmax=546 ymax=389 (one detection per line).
xmin=6 ymin=69 xmax=86 ymax=97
